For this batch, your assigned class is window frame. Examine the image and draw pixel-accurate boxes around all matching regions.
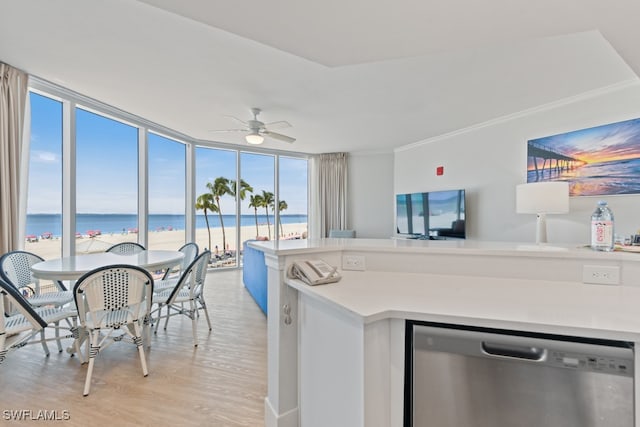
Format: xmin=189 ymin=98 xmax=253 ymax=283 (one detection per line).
xmin=25 ymin=77 xmax=309 ymax=267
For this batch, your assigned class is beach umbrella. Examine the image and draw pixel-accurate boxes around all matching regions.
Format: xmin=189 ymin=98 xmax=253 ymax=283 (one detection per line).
xmin=76 ymin=238 xmax=113 ymax=254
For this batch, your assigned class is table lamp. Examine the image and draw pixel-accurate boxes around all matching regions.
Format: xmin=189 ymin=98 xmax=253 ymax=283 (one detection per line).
xmin=516 ymin=181 xmax=569 ymax=244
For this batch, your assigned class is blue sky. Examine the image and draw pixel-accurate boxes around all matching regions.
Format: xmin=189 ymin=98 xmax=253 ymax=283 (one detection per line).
xmin=28 ymin=92 xmax=307 ymax=215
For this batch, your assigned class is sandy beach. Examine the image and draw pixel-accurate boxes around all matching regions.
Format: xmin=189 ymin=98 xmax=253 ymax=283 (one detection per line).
xmin=25 ymin=222 xmax=307 ymax=260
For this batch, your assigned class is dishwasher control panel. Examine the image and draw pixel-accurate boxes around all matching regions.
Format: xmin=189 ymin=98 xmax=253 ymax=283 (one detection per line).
xmin=549 ymin=350 xmax=633 ymax=376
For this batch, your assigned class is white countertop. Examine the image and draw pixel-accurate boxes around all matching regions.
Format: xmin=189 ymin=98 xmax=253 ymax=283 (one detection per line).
xmin=250 ymin=238 xmax=640 ymax=262
xmin=287 ymin=270 xmax=640 ymax=342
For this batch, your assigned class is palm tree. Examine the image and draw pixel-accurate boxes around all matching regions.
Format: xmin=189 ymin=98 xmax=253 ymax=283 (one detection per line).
xmin=229 ymin=179 xmax=253 ymax=202
xmin=207 ymin=177 xmax=232 ymax=254
xmin=261 ymin=190 xmax=274 ymax=240
xmin=249 ymin=194 xmax=263 ymax=237
xmin=195 ymin=192 xmax=215 ymax=251
xmin=230 ymin=178 xmax=254 ymax=239
xmin=274 ymin=200 xmax=288 ymax=237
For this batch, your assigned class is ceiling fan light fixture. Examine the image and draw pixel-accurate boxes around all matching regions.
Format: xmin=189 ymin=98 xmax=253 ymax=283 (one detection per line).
xmin=245 ymin=132 xmax=264 ymax=145
xmin=210 ymin=108 xmax=293 ymax=144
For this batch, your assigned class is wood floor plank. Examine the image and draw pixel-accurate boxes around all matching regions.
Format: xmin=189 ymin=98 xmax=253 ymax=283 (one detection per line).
xmin=0 ymin=270 xmax=267 ymax=427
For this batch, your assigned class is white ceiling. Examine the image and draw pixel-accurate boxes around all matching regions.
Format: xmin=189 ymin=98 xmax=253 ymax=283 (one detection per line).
xmin=1 ymin=0 xmax=638 ymax=154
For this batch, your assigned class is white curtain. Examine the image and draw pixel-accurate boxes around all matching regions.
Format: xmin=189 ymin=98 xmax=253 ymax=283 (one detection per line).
xmin=310 ymin=152 xmax=348 ymax=238
xmin=0 ymin=62 xmax=28 ymax=254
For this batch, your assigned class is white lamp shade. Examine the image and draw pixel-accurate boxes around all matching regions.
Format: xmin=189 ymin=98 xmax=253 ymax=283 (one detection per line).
xmin=245 ymin=133 xmax=264 ymax=145
xmin=516 ymin=182 xmax=569 ymax=214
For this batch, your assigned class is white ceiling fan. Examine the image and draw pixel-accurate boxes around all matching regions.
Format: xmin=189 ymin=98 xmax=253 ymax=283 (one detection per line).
xmin=210 ymin=108 xmax=296 ymax=145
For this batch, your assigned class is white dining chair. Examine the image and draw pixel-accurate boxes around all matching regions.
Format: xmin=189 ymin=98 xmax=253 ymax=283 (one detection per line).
xmin=155 ymin=242 xmax=199 ymax=293
xmin=152 ymin=250 xmax=211 ymax=346
xmin=73 ymin=264 xmax=154 ymax=396
xmin=0 ymin=251 xmax=75 ymax=354
xmin=0 ymin=278 xmax=77 ymax=364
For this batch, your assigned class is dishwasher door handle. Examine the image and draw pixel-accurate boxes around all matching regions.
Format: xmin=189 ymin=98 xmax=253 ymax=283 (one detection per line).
xmin=481 ymin=341 xmax=547 ymax=361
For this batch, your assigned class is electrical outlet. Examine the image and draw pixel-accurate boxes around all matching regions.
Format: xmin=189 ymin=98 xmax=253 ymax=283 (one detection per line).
xmin=582 ymin=265 xmax=620 ymax=285
xmin=342 ymin=255 xmax=366 ymax=271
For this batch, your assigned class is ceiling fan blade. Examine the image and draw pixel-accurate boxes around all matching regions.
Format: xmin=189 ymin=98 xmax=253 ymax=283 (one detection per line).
xmin=263 ymin=120 xmax=292 ymax=130
xmin=223 ymin=115 xmax=249 ymax=126
xmin=264 ymin=130 xmax=295 ymax=143
xmin=208 ymin=128 xmax=247 ymax=133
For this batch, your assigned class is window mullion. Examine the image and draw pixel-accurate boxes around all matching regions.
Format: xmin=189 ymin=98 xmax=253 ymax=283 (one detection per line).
xmin=138 ymin=127 xmax=148 ymax=247
xmin=62 ymin=100 xmax=76 ymax=257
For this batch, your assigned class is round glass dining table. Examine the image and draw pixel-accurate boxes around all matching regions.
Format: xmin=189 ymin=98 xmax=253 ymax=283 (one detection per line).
xmin=31 ymin=250 xmax=185 ymax=281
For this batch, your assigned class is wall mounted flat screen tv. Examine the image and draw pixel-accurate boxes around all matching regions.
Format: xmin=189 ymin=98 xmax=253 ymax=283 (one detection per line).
xmin=396 ymin=189 xmax=466 ymax=239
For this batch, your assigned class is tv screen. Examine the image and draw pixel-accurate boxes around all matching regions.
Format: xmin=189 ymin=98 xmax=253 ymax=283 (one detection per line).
xmin=396 ymin=189 xmax=465 ymax=239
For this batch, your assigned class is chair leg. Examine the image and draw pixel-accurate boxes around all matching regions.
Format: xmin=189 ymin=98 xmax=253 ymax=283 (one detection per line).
xmin=39 ymin=330 xmax=50 ymax=357
xmin=154 ymin=304 xmax=164 ymax=334
xmin=142 ymin=315 xmax=151 ymax=348
xmin=84 ymin=331 xmax=91 ymax=363
xmin=75 ymin=328 xmax=87 ymax=365
xmin=132 ymin=323 xmax=148 ymax=377
xmin=0 ymin=336 xmax=7 ymax=365
xmin=163 ymin=305 xmax=171 ymax=331
xmin=190 ymin=300 xmax=198 ymax=347
xmin=199 ymin=298 xmax=213 ymax=331
xmin=54 ymin=320 xmax=63 ymax=352
xmin=67 ymin=324 xmax=86 ymax=363
xmin=83 ymin=330 xmax=100 ymax=396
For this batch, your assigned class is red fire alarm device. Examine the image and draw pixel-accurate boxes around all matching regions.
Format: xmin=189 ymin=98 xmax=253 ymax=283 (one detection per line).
xmin=436 ymin=166 xmax=444 ymax=176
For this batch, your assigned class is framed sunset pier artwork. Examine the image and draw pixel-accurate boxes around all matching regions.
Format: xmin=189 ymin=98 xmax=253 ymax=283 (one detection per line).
xmin=527 ymin=117 xmax=640 ymax=196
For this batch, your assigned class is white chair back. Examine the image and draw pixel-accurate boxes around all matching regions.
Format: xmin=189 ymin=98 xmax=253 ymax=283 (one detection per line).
xmin=166 ymin=250 xmax=210 ymax=305
xmin=0 ymin=251 xmax=72 ymax=317
xmin=105 ymin=242 xmax=146 ymax=255
xmin=0 ymin=250 xmax=46 ymax=295
xmin=160 ymin=243 xmax=199 ymax=281
xmin=178 ymin=242 xmax=199 ymax=271
xmin=74 ymin=265 xmax=153 ymax=329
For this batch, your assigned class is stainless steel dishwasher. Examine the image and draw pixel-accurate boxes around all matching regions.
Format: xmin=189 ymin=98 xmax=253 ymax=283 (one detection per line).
xmin=407 ymin=322 xmax=634 ymax=427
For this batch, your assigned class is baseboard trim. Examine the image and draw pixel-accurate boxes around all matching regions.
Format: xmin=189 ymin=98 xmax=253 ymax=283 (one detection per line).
xmin=265 ymin=398 xmax=299 ymax=427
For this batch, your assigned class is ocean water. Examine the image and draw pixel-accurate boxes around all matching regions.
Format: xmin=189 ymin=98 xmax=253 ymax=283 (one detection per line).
xmin=527 ymin=157 xmax=640 ymax=196
xmin=26 ymin=213 xmax=307 ymax=238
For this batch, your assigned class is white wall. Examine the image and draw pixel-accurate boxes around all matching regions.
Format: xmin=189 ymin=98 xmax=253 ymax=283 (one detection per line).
xmin=348 ymin=152 xmax=395 ymax=238
xmin=394 ymin=81 xmax=640 ymax=244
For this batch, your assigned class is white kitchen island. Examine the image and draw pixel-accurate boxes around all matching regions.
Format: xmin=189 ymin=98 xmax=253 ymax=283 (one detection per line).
xmin=248 ymin=238 xmax=640 ymax=427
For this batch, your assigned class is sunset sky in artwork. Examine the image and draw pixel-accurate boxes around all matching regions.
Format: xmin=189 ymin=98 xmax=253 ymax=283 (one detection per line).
xmin=528 ymin=118 xmax=640 ymax=167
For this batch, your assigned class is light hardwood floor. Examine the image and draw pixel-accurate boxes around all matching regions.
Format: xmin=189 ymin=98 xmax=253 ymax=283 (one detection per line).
xmin=1 ymin=270 xmax=267 ymax=427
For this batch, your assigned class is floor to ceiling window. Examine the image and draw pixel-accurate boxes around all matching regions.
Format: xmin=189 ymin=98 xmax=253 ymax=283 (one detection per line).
xmin=25 ymin=92 xmax=63 ymax=260
xmin=195 ymin=146 xmax=238 ymax=267
xmin=75 ymin=108 xmax=139 ymax=252
xmin=278 ymin=156 xmax=308 ymax=240
xmin=23 ymin=82 xmax=309 ymax=265
xmin=241 ymin=152 xmax=275 ymax=241
xmin=148 ymin=132 xmax=186 ymax=250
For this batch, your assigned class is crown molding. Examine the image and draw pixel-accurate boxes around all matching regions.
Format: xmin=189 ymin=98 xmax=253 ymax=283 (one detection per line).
xmin=395 ymin=78 xmax=640 ymax=153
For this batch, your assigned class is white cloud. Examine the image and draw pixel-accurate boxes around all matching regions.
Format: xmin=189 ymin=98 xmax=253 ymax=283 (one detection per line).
xmin=31 ymin=150 xmax=59 ymax=163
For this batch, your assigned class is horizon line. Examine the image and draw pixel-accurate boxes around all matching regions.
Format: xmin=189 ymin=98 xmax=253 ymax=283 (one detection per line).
xmin=27 ymin=212 xmax=308 ymax=216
